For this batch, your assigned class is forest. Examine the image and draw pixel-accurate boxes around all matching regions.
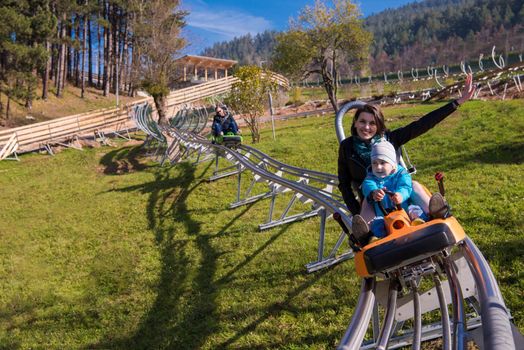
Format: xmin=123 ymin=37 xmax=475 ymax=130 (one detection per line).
xmin=0 ymin=0 xmax=185 ymax=121
xmin=201 ymin=0 xmax=524 ymax=74
xmin=2 ymin=0 xmax=523 ymax=122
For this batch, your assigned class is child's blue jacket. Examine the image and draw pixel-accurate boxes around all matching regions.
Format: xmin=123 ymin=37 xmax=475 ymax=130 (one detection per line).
xmin=361 ymin=164 xmax=412 ymax=214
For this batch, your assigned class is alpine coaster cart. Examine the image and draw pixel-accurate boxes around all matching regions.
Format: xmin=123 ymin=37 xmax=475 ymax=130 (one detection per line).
xmin=335 ymin=101 xmax=523 ymax=350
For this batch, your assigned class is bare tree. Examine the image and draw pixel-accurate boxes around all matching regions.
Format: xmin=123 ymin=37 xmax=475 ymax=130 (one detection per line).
xmin=129 ymin=0 xmax=186 ymax=125
xmin=273 ymin=0 xmax=371 ymax=113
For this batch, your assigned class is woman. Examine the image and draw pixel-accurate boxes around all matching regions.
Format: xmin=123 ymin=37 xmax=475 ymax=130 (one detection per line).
xmin=338 ymin=73 xmax=476 ymax=223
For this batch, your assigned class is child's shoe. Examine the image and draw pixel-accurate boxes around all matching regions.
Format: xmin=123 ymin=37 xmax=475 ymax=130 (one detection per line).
xmin=351 ymin=214 xmax=370 ymax=245
xmin=411 ymin=218 xmax=426 ymax=226
xmin=429 ymin=193 xmax=450 ymax=219
xmin=368 ymin=236 xmax=380 ymax=244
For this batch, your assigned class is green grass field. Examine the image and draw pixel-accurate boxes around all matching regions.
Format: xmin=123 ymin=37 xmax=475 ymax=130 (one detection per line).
xmin=298 ymin=77 xmax=447 ymax=103
xmin=0 ymin=100 xmax=523 ymax=349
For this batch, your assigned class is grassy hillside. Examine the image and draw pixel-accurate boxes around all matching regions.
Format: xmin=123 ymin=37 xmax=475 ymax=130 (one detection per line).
xmin=0 ymin=84 xmax=140 ymax=128
xmin=0 ymin=100 xmax=522 ymax=349
xmin=297 ymin=78 xmax=444 ymax=103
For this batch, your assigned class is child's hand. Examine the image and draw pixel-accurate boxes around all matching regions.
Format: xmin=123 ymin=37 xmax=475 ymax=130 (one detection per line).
xmin=372 ymin=189 xmax=385 ymax=202
xmin=392 ymin=192 xmax=403 ymax=205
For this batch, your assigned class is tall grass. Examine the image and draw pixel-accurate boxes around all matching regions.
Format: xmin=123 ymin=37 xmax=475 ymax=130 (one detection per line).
xmin=0 ymin=100 xmax=522 ymax=349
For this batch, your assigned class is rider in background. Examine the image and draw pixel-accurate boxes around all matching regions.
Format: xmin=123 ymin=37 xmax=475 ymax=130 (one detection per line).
xmin=212 ymin=105 xmax=239 ymax=138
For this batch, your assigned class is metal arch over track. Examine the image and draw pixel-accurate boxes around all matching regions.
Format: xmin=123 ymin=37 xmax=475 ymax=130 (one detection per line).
xmin=133 ymin=102 xmax=522 ymax=349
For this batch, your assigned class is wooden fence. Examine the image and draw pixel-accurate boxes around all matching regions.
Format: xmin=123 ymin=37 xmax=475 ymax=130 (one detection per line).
xmin=0 ymin=102 xmax=145 ymax=160
xmin=0 ymin=72 xmax=289 ymax=160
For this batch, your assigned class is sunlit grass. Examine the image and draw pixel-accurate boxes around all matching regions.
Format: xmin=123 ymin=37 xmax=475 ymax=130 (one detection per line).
xmin=0 ymin=99 xmax=522 ymax=349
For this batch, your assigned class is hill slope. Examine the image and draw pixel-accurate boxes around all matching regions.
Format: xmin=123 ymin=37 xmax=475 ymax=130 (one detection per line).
xmin=0 ymin=100 xmax=522 ymax=347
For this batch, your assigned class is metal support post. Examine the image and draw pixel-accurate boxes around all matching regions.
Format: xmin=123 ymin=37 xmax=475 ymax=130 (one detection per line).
xmin=236 ymin=165 xmax=242 ymax=203
xmin=316 ymin=208 xmax=327 ymax=262
xmin=268 ymin=91 xmax=276 ymax=140
xmin=433 ymin=274 xmax=451 ymax=350
xmin=376 ymin=280 xmax=398 ymax=350
xmin=267 ymin=191 xmax=277 ymax=223
xmin=444 ymin=258 xmax=466 ymax=350
xmin=411 ymin=280 xmax=422 ymax=350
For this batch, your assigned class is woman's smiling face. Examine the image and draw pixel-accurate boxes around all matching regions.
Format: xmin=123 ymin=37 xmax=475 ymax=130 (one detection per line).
xmin=355 ymin=112 xmax=378 ymax=141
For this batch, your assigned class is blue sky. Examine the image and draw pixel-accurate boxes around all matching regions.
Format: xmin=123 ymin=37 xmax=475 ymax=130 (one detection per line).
xmin=181 ymin=0 xmax=421 ymax=53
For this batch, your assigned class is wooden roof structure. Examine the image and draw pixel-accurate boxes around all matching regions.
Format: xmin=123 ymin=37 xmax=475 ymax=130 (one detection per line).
xmin=174 ymin=55 xmax=237 ymax=82
xmin=175 ymin=55 xmax=237 ymax=70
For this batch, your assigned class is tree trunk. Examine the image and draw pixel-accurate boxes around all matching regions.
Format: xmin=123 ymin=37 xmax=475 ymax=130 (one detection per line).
xmin=103 ymin=1 xmax=111 ymax=97
xmin=6 ymin=95 xmax=10 ymax=120
xmin=61 ymin=38 xmax=67 ymax=92
xmin=245 ymin=114 xmax=260 ymax=143
xmin=51 ymin=42 xmax=57 ymax=83
xmin=88 ymin=17 xmax=93 ymax=86
xmin=61 ymin=13 xmax=68 ymax=93
xmin=0 ymin=86 xmax=3 ymax=116
xmin=253 ymin=116 xmax=260 ymax=143
xmin=111 ymin=4 xmax=118 ymax=94
xmin=25 ymin=85 xmax=33 ymax=110
xmin=121 ymin=18 xmax=128 ymax=93
xmin=81 ymin=10 xmax=87 ymax=98
xmin=153 ymin=95 xmax=168 ymax=126
xmin=75 ymin=17 xmax=80 ymax=87
xmin=55 ymin=30 xmax=60 ymax=89
xmin=331 ymin=50 xmax=338 ymax=101
xmin=97 ymin=6 xmax=102 ymax=88
xmin=321 ymin=60 xmax=338 ymax=113
xmin=42 ymin=40 xmax=50 ymax=100
xmin=67 ymin=21 xmax=73 ymax=83
xmin=57 ymin=14 xmax=66 ymax=97
xmin=128 ymin=44 xmax=138 ymax=96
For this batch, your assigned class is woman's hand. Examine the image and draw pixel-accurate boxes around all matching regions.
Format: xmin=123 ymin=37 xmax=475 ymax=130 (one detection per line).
xmin=372 ymin=189 xmax=385 ymax=202
xmin=457 ymin=73 xmax=476 ymax=105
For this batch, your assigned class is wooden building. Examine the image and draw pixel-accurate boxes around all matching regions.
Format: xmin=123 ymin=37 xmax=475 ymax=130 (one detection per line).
xmin=174 ymin=55 xmax=237 ymax=84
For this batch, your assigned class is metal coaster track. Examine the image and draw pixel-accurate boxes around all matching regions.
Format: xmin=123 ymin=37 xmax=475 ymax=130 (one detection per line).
xmin=132 ymin=102 xmax=522 ymax=350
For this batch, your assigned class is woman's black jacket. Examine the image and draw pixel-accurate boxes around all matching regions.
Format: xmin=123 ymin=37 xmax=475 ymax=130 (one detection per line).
xmin=337 ymin=101 xmax=459 ymax=215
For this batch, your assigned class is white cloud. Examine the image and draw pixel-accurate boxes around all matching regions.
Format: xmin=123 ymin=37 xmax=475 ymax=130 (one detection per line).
xmin=186 ymin=7 xmax=272 ymax=39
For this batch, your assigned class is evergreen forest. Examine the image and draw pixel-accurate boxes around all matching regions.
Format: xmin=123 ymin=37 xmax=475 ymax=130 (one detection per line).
xmin=0 ymin=0 xmax=185 ymax=119
xmin=200 ymin=0 xmax=524 ymax=74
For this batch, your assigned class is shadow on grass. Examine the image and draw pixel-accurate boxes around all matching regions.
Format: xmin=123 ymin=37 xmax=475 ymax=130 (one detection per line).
xmin=88 ymin=159 xmax=297 ymax=349
xmin=417 ymin=140 xmax=524 ymax=171
xmin=89 ymin=151 xmax=335 ymax=349
xmin=464 ymin=141 xmax=524 ymax=165
xmin=99 ymin=146 xmax=151 ymax=175
xmin=214 ymin=267 xmax=330 ymax=350
xmin=95 ymin=162 xmax=216 ymax=349
xmin=216 ymin=223 xmax=290 ymax=285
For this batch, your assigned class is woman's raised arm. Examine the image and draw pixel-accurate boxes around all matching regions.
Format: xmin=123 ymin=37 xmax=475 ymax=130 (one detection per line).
xmin=457 ymin=73 xmax=476 ymax=105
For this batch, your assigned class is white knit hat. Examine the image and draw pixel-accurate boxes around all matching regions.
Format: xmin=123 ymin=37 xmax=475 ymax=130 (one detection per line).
xmin=371 ymin=139 xmax=397 ymax=168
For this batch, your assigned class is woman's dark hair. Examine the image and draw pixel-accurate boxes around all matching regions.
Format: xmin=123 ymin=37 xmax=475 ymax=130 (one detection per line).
xmin=215 ymin=104 xmax=227 ymax=113
xmin=350 ymin=104 xmax=388 ymax=137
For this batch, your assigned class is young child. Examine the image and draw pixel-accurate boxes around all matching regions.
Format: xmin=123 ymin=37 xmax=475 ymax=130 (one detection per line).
xmin=351 ymin=139 xmax=427 ymax=243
